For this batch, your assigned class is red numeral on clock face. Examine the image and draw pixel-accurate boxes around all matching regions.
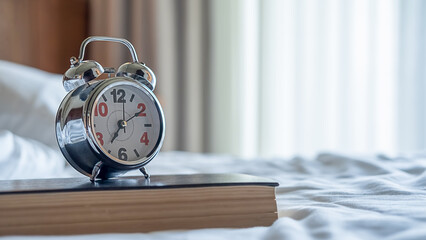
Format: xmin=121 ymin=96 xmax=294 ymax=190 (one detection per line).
xmin=137 ymin=103 xmax=146 ymax=117
xmin=140 ymin=132 xmax=149 ymax=145
xmin=95 ymin=102 xmax=108 ymax=117
xmin=96 ymin=132 xmax=104 ymax=146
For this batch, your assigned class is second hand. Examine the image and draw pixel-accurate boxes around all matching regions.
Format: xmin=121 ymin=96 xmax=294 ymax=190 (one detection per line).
xmin=122 ymin=101 xmax=126 ymax=133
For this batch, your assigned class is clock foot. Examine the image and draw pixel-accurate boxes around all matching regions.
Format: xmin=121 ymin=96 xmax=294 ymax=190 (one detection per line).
xmin=90 ymin=161 xmax=103 ymax=182
xmin=139 ymin=167 xmax=150 ymax=179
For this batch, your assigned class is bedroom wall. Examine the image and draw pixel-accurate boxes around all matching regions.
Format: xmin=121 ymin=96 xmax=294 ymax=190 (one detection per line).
xmin=0 ymin=0 xmax=88 ymax=74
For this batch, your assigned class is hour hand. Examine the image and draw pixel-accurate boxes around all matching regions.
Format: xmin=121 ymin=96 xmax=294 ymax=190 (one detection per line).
xmin=110 ymin=130 xmax=119 ymax=144
xmin=111 ymin=120 xmax=127 ymax=143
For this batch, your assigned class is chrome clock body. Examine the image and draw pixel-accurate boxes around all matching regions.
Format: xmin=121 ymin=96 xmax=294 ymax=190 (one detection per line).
xmin=56 ymin=78 xmax=165 ymax=179
xmin=55 ymin=36 xmax=165 ymax=181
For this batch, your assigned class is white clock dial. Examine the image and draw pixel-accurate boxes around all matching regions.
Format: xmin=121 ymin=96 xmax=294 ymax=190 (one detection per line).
xmin=91 ymin=83 xmax=162 ymax=162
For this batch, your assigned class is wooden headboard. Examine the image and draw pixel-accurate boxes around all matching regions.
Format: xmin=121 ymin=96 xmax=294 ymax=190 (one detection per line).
xmin=0 ymin=0 xmax=88 ymax=74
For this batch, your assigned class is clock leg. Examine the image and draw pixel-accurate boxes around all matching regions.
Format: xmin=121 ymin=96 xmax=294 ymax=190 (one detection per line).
xmin=90 ymin=161 xmax=103 ymax=182
xmin=139 ymin=167 xmax=150 ymax=179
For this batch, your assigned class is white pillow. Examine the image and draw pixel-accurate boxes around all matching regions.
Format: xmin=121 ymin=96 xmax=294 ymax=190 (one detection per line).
xmin=0 ymin=60 xmax=66 ymax=148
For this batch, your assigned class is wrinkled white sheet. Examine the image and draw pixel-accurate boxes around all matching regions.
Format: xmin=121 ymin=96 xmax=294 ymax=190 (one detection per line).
xmin=1 ymin=150 xmax=426 ymax=240
xmin=0 ymin=130 xmax=72 ymax=179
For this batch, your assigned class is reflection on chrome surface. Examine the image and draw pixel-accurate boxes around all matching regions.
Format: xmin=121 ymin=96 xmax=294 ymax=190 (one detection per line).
xmin=65 ymin=119 xmax=86 ymax=144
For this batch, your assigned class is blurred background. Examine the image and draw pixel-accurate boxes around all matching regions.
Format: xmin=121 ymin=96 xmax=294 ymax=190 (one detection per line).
xmin=0 ymin=0 xmax=425 ymax=158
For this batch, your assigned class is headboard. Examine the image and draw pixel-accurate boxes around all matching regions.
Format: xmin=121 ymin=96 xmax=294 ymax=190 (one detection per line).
xmin=0 ymin=0 xmax=88 ymax=74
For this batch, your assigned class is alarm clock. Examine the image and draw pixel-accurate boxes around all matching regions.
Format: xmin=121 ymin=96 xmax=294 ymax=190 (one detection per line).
xmin=55 ymin=36 xmax=165 ymax=181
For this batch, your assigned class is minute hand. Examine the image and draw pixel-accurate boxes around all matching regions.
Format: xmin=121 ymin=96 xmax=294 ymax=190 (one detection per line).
xmin=126 ymin=110 xmax=143 ymax=122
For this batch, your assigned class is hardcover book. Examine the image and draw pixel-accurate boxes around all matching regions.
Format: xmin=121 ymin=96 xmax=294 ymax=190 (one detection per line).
xmin=0 ymin=173 xmax=279 ymax=235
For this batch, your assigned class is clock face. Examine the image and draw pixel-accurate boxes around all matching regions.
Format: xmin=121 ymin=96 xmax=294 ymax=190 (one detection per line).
xmin=90 ymin=82 xmax=163 ymax=163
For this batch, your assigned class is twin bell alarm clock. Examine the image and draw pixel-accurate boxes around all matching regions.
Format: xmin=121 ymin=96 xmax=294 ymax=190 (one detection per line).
xmin=55 ymin=36 xmax=165 ymax=181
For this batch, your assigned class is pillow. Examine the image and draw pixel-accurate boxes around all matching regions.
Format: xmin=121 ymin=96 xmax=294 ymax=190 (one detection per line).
xmin=0 ymin=60 xmax=66 ymax=148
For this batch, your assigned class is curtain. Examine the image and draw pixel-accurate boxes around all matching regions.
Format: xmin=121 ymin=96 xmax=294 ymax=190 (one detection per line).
xmin=398 ymin=0 xmax=426 ymax=154
xmin=88 ymin=0 xmax=426 ymax=157
xmin=256 ymin=0 xmax=399 ymax=157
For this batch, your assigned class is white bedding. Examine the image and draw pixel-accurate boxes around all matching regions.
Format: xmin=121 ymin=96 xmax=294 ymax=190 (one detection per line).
xmin=0 ymin=61 xmax=425 ymax=239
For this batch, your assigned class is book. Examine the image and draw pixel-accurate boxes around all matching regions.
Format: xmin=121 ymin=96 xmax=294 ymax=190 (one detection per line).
xmin=0 ymin=173 xmax=278 ymax=235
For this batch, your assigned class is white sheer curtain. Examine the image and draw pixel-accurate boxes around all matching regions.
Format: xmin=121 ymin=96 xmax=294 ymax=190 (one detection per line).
xmin=209 ymin=0 xmax=426 ymax=157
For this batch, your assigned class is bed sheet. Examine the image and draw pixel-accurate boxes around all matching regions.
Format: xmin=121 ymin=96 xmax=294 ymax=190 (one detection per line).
xmin=1 ymin=151 xmax=426 ymax=240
